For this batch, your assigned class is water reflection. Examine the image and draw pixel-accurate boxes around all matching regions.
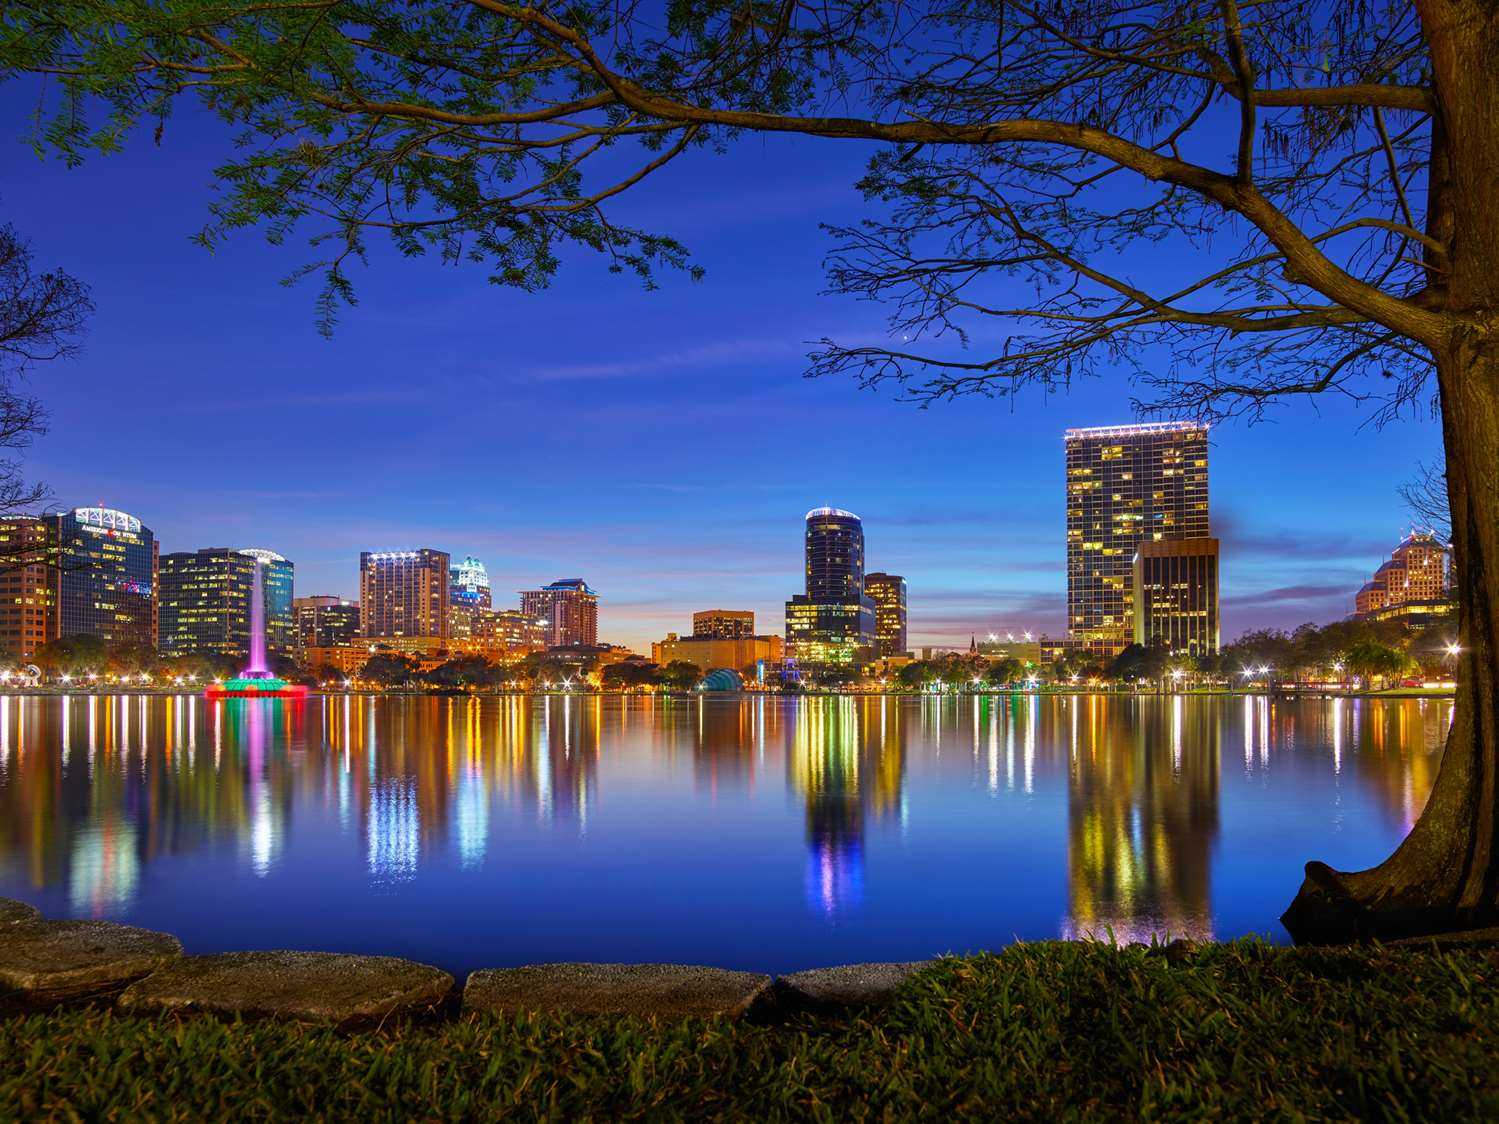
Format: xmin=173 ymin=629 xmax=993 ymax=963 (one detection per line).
xmin=0 ymin=694 xmax=1451 ymax=972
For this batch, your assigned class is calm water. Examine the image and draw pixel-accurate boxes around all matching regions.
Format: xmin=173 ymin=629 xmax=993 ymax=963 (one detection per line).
xmin=0 ymin=693 xmax=1448 ymax=975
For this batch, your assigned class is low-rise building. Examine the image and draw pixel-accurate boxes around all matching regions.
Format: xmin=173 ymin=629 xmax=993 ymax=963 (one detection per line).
xmin=651 ymin=632 xmax=783 ymax=673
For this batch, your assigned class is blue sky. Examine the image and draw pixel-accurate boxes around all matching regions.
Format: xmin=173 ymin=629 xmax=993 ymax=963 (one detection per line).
xmin=0 ymin=93 xmax=1443 ymax=652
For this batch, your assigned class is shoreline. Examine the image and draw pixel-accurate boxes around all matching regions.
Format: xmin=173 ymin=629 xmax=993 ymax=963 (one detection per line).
xmin=0 ymin=686 xmax=1458 ymax=700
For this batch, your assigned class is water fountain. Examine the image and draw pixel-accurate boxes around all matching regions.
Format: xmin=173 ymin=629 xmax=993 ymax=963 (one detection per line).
xmin=204 ymin=552 xmax=308 ymax=699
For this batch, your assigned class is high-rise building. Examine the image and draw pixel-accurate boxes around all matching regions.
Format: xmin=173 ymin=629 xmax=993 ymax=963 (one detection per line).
xmin=0 ymin=516 xmax=57 ymax=659
xmin=1065 ymin=422 xmax=1210 ymax=658
xmin=159 ymin=548 xmax=294 ymax=660
xmin=360 ymin=549 xmax=450 ymax=639
xmin=1132 ymin=538 xmax=1220 ymax=656
xmin=692 ymin=609 xmax=755 ymax=638
xmin=1355 ymin=531 xmax=1452 ymax=617
xmin=450 ymin=555 xmax=492 ymax=609
xmin=53 ymin=506 xmax=157 ymax=648
xmin=294 ymin=595 xmax=361 ymax=650
xmin=863 ymin=572 xmax=908 ymax=657
xmin=785 ymin=507 xmax=876 ymax=667
xmin=520 ymin=578 xmax=598 ymax=647
xmin=652 ymin=632 xmax=783 ymax=672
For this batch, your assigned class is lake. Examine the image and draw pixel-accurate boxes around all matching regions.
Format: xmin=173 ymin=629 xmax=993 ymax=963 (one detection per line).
xmin=0 ymin=693 xmax=1448 ymax=976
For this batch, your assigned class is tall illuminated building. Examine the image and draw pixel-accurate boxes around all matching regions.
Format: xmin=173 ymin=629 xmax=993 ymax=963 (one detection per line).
xmin=785 ymin=508 xmax=877 ymax=667
xmin=520 ymin=579 xmax=598 ymax=648
xmin=0 ymin=516 xmax=57 ymax=659
xmin=863 ymin=572 xmax=908 ymax=657
xmin=1355 ymin=531 xmax=1451 ymax=616
xmin=52 ymin=506 xmax=158 ymax=648
xmin=450 ymin=556 xmax=492 ymax=609
xmin=293 ymin=595 xmax=361 ymax=649
xmin=360 ymin=549 xmax=450 ymax=639
xmin=1065 ymin=422 xmax=1210 ymax=658
xmin=1132 ymin=538 xmax=1219 ymax=656
xmin=159 ymin=547 xmax=295 ymax=660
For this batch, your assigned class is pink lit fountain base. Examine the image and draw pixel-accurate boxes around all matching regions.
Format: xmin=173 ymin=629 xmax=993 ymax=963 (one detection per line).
xmin=205 ymin=673 xmax=308 ymax=700
xmin=204 ymin=554 xmax=307 ymax=700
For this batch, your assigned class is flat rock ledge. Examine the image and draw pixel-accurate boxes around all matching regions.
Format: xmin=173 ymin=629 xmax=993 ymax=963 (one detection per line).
xmin=775 ymin=962 xmax=928 ymax=1012
xmin=118 ymin=951 xmax=454 ymax=1027
xmin=464 ymin=963 xmax=772 ymax=1019
xmin=0 ymin=920 xmax=182 ymax=1005
xmin=0 ymin=897 xmax=40 ymax=926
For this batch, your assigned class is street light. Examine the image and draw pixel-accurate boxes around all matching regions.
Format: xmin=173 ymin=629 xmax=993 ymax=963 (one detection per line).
xmin=1446 ymin=642 xmax=1461 ymax=658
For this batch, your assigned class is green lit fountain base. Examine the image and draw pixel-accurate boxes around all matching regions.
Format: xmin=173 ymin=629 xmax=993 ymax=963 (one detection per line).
xmin=205 ymin=677 xmax=309 ymax=700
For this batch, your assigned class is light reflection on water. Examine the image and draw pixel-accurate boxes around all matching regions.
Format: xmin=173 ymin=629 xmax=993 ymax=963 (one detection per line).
xmin=0 ymin=693 xmax=1448 ymax=975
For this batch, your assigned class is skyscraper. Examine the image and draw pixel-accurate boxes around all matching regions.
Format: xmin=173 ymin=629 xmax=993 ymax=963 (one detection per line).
xmin=785 ymin=507 xmax=877 ymax=667
xmin=450 ymin=555 xmax=492 ymax=609
xmin=52 ymin=506 xmax=157 ymax=648
xmin=1355 ymin=531 xmax=1451 ymax=615
xmin=293 ymin=595 xmax=361 ymax=649
xmin=1065 ymin=423 xmax=1210 ymax=658
xmin=520 ymin=579 xmax=599 ymax=647
xmin=864 ymin=572 xmax=908 ymax=657
xmin=360 ymin=549 xmax=450 ymax=639
xmin=1132 ymin=539 xmax=1220 ymax=656
xmin=159 ymin=547 xmax=295 ymax=660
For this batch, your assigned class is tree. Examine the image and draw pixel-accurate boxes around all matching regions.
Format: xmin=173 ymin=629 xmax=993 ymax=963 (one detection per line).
xmin=897 ymin=661 xmax=936 ymax=689
xmin=986 ymin=657 xmax=1026 ymax=686
xmin=359 ymin=653 xmax=418 ymax=688
xmin=4 ymin=1 xmax=1496 ymax=939
xmin=1344 ymin=640 xmax=1413 ymax=690
xmin=659 ymin=661 xmax=703 ymax=691
xmin=0 ymin=222 xmax=91 ymax=568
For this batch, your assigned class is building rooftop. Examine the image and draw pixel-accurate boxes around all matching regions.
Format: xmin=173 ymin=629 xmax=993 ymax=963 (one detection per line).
xmin=805 ymin=506 xmax=860 ymax=520
xmin=1063 ymin=421 xmax=1207 ymax=439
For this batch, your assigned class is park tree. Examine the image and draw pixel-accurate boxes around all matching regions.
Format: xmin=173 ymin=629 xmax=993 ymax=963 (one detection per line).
xmin=3 ymin=0 xmax=1496 ymax=940
xmin=359 ymin=653 xmax=419 ymax=687
xmin=0 ymin=222 xmax=91 ymax=567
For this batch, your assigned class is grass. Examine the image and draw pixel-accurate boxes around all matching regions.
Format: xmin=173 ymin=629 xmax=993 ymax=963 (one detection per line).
xmin=2 ymin=940 xmax=1496 ymax=1121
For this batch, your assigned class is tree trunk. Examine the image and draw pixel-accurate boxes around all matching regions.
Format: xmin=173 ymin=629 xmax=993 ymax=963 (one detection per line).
xmin=1283 ymin=0 xmax=1499 ymax=941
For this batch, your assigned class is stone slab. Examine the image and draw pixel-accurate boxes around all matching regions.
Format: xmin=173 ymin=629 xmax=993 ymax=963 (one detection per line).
xmin=0 ymin=897 xmax=40 ymax=926
xmin=118 ymin=951 xmax=454 ymax=1026
xmin=464 ymin=962 xmax=772 ymax=1019
xmin=0 ymin=920 xmax=182 ymax=1005
xmin=776 ymin=962 xmax=927 ymax=1011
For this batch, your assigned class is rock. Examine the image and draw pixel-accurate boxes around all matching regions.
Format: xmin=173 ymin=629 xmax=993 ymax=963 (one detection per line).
xmin=118 ymin=951 xmax=454 ymax=1027
xmin=464 ymin=962 xmax=772 ymax=1019
xmin=0 ymin=897 xmax=40 ymax=926
xmin=0 ymin=920 xmax=182 ymax=1005
xmin=776 ymin=962 xmax=927 ymax=1011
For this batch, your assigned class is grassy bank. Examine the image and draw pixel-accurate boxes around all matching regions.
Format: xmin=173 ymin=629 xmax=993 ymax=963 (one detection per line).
xmin=3 ymin=940 xmax=1495 ymax=1120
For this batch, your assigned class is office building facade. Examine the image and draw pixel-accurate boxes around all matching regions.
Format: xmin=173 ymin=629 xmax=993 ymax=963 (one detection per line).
xmin=450 ymin=555 xmax=492 ymax=609
xmin=159 ymin=547 xmax=294 ymax=660
xmin=785 ymin=507 xmax=876 ymax=667
xmin=1065 ymin=422 xmax=1210 ymax=658
xmin=863 ymin=572 xmax=908 ymax=657
xmin=692 ymin=609 xmax=755 ymax=638
xmin=1132 ymin=537 xmax=1220 ymax=656
xmin=360 ymin=549 xmax=450 ymax=639
xmin=53 ymin=506 xmax=158 ymax=648
xmin=294 ymin=595 xmax=361 ymax=650
xmin=652 ymin=632 xmax=783 ymax=673
xmin=0 ymin=516 xmax=57 ymax=659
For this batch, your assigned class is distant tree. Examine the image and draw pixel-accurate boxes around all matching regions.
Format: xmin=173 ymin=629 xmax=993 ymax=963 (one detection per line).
xmin=1345 ymin=641 xmax=1413 ymax=690
xmin=659 ymin=661 xmax=702 ymax=691
xmin=11 ymin=0 xmax=1499 ymax=939
xmin=896 ymin=662 xmax=936 ymax=689
xmin=0 ymin=222 xmax=92 ymax=571
xmin=986 ymin=658 xmax=1025 ymax=687
xmin=32 ymin=634 xmax=105 ymax=674
xmin=423 ymin=655 xmax=501 ymax=690
xmin=601 ymin=662 xmax=661 ymax=690
xmin=360 ymin=654 xmax=418 ymax=688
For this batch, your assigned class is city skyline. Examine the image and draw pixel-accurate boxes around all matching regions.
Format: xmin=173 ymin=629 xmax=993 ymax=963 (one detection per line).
xmin=0 ymin=93 xmax=1445 ymax=656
